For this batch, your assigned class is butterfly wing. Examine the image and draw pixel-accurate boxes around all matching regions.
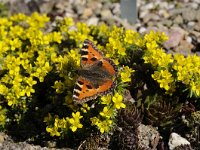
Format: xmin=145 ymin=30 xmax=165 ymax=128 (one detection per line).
xmin=80 ymin=39 xmax=103 ymax=67
xmin=73 ymin=39 xmax=118 ymax=103
xmin=73 ymin=77 xmax=115 ymax=104
xmin=81 ymin=39 xmax=117 ymax=76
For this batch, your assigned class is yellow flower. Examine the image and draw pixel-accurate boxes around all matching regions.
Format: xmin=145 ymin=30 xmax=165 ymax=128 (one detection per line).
xmin=190 ymin=81 xmax=200 ymax=96
xmin=0 ymin=85 xmax=8 ymax=95
xmin=112 ymin=93 xmax=126 ymax=109
xmin=152 ymin=70 xmax=174 ymax=91
xmin=96 ymin=119 xmax=112 ymax=133
xmin=124 ymin=30 xmax=139 ymax=45
xmin=54 ymin=117 xmax=67 ymax=129
xmin=100 ymin=106 xmax=113 ymax=118
xmin=9 ymin=38 xmax=22 ymax=51
xmin=25 ymin=86 xmax=35 ymax=97
xmin=25 ymin=77 xmax=37 ymax=86
xmin=80 ymin=103 xmax=90 ymax=113
xmin=68 ymin=49 xmax=80 ymax=66
xmin=100 ymin=95 xmax=112 ymax=105
xmin=52 ymin=32 xmax=62 ymax=43
xmin=67 ymin=112 xmax=83 ymax=132
xmin=90 ymin=117 xmax=100 ymax=126
xmin=120 ymin=66 xmax=134 ymax=83
xmin=46 ymin=126 xmax=60 ymax=137
xmin=52 ymin=81 xmax=64 ymax=93
xmin=64 ymin=17 xmax=74 ymax=26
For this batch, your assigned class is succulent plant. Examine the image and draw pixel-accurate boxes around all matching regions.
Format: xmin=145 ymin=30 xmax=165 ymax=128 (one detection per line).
xmin=109 ymin=103 xmax=142 ymax=149
xmin=143 ymin=94 xmax=182 ymax=130
xmin=118 ymin=103 xmax=142 ymax=128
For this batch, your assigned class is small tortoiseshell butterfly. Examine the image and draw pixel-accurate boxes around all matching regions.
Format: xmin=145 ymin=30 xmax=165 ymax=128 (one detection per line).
xmin=73 ymin=39 xmax=118 ymax=104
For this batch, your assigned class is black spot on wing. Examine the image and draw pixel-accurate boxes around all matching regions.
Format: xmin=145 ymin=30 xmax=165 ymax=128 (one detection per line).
xmin=86 ymin=84 xmax=92 ymax=89
xmin=78 ymin=80 xmax=84 ymax=85
xmin=90 ymin=57 xmax=97 ymax=61
xmin=81 ymin=57 xmax=88 ymax=61
xmin=73 ymin=91 xmax=80 ymax=96
xmin=97 ymin=61 xmax=103 ymax=66
xmin=80 ymin=50 xmax=88 ymax=55
xmin=74 ymin=84 xmax=82 ymax=91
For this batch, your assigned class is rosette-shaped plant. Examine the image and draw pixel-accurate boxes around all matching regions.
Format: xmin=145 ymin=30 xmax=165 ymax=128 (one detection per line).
xmin=143 ymin=94 xmax=182 ymax=130
xmin=110 ymin=103 xmax=142 ymax=150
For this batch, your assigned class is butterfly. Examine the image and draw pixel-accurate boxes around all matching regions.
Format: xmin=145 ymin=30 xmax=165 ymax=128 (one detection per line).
xmin=73 ymin=39 xmax=118 ymax=104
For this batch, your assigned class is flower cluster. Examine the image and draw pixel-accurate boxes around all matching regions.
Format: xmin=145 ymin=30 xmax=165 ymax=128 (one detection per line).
xmin=0 ymin=13 xmax=62 ymax=109
xmin=120 ymin=66 xmax=135 ymax=83
xmin=173 ymin=54 xmax=200 ymax=96
xmin=141 ymin=30 xmax=200 ymax=97
xmin=45 ymin=111 xmax=83 ymax=136
xmin=90 ymin=92 xmax=126 ymax=133
xmin=2 ymin=12 xmax=200 ymax=146
xmin=152 ymin=70 xmax=175 ymax=91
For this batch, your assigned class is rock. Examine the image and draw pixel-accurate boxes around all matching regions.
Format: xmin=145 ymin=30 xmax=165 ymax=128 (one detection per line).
xmin=175 ymin=39 xmax=194 ymax=55
xmin=187 ymin=21 xmax=196 ymax=27
xmin=137 ymin=124 xmax=160 ymax=150
xmin=86 ymin=17 xmax=99 ymax=26
xmin=162 ymin=19 xmax=173 ymax=27
xmin=75 ymin=5 xmax=85 ymax=15
xmin=140 ymin=2 xmax=154 ymax=10
xmin=164 ymin=27 xmax=186 ymax=49
xmin=111 ymin=3 xmax=120 ymax=16
xmin=82 ymin=8 xmax=93 ymax=19
xmin=186 ymin=36 xmax=192 ymax=43
xmin=170 ymin=8 xmax=185 ymax=16
xmin=182 ymin=8 xmax=197 ymax=22
xmin=174 ymin=15 xmax=184 ymax=24
xmin=0 ymin=132 xmax=7 ymax=147
xmin=194 ymin=21 xmax=200 ymax=31
xmin=145 ymin=26 xmax=159 ymax=33
xmin=138 ymin=27 xmax=147 ymax=33
xmin=168 ymin=133 xmax=191 ymax=150
xmin=158 ymin=9 xmax=170 ymax=18
xmin=101 ymin=9 xmax=113 ymax=19
xmin=195 ymin=9 xmax=200 ymax=21
xmin=87 ymin=1 xmax=102 ymax=11
xmin=39 ymin=0 xmax=57 ymax=14
xmin=188 ymin=2 xmax=199 ymax=9
xmin=143 ymin=13 xmax=160 ymax=23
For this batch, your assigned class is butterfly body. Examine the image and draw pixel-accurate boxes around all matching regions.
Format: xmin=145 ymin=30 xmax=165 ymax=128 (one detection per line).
xmin=73 ymin=39 xmax=118 ymax=104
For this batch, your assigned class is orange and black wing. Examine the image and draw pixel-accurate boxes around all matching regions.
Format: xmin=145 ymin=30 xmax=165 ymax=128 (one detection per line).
xmin=80 ymin=39 xmax=103 ymax=67
xmin=73 ymin=77 xmax=115 ymax=104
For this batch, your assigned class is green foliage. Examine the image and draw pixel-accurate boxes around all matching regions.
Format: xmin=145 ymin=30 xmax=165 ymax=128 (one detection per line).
xmin=0 ymin=3 xmax=8 ymax=17
xmin=0 ymin=12 xmax=199 ymax=148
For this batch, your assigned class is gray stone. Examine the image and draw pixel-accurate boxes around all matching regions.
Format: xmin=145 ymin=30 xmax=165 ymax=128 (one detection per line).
xmin=101 ymin=9 xmax=113 ymax=19
xmin=164 ymin=27 xmax=186 ymax=49
xmin=82 ymin=8 xmax=93 ymax=19
xmin=75 ymin=5 xmax=85 ymax=15
xmin=168 ymin=133 xmax=191 ymax=150
xmin=158 ymin=9 xmax=170 ymax=19
xmin=182 ymin=8 xmax=197 ymax=21
xmin=138 ymin=27 xmax=147 ymax=33
xmin=194 ymin=21 xmax=200 ymax=31
xmin=137 ymin=124 xmax=160 ymax=150
xmin=111 ymin=3 xmax=120 ymax=15
xmin=87 ymin=17 xmax=99 ymax=26
xmin=174 ymin=15 xmax=183 ymax=24
xmin=162 ymin=19 xmax=173 ymax=27
xmin=176 ymin=39 xmax=194 ymax=55
xmin=187 ymin=21 xmax=196 ymax=27
xmin=139 ymin=10 xmax=149 ymax=19
xmin=195 ymin=9 xmax=200 ymax=21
